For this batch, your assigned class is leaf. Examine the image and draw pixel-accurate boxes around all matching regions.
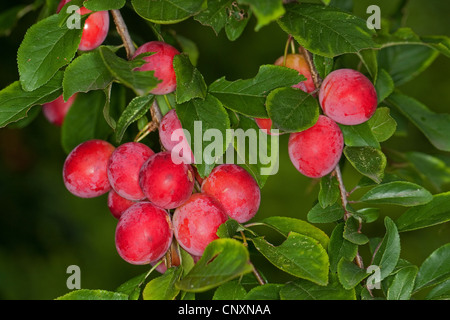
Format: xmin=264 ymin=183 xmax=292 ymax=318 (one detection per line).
xmin=63 ymin=49 xmax=114 ymax=101
xmin=396 ymin=192 xmax=450 ymax=232
xmin=337 ymin=258 xmax=370 ymax=290
xmin=280 ymin=274 xmax=356 ymax=300
xmin=318 ymin=173 xmax=340 ymax=208
xmin=313 ymin=54 xmax=334 ymax=82
xmin=61 ymin=90 xmax=112 ymax=154
xmin=343 ymin=216 xmax=368 ymax=245
xmin=262 ymin=216 xmax=330 ymax=250
xmin=237 ymin=0 xmax=284 ymax=31
xmin=0 ymin=5 xmax=29 ymax=37
xmin=0 ymin=71 xmax=63 ymax=128
xmin=208 ymin=64 xmax=305 ymax=118
xmin=56 ymin=289 xmax=128 ymax=300
xmin=84 ymin=0 xmax=126 ymax=11
xmin=252 ymin=232 xmax=329 ymax=286
xmin=171 ymin=33 xmax=199 ymax=66
xmin=414 ymin=243 xmax=450 ymax=293
xmin=17 ymin=14 xmax=82 ymax=92
xmin=266 ymin=87 xmax=319 ymax=133
xmin=278 ymin=3 xmax=376 ymax=58
xmin=142 ymin=267 xmax=183 ymax=300
xmin=176 ymin=238 xmax=253 ymax=292
xmin=426 ymin=279 xmax=450 ymax=300
xmin=343 ymin=146 xmax=386 ymax=184
xmin=216 ymin=219 xmax=243 ymax=238
xmin=225 ymin=4 xmax=251 ymax=41
xmin=115 ymin=272 xmax=147 ymax=300
xmin=194 ymin=0 xmax=233 ymax=35
xmin=175 ymin=94 xmax=230 ymax=177
xmin=99 ymin=46 xmax=160 ymax=96
xmin=367 ymin=107 xmax=397 ymax=142
xmin=386 ymin=265 xmax=418 ymax=300
xmin=359 ymin=181 xmax=433 ymax=207
xmin=173 ymin=53 xmax=207 ymax=104
xmin=371 ymin=217 xmax=401 ymax=282
xmin=114 ymin=94 xmax=154 ymax=144
xmin=339 ymin=122 xmax=380 ymax=149
xmin=243 ymin=284 xmax=283 ymax=300
xmin=307 ymin=202 xmax=345 ymax=224
xmin=387 ymin=92 xmax=450 ymax=152
xmin=354 ymin=207 xmax=379 ymax=224
xmin=374 ymin=69 xmax=395 ymax=104
xmin=406 ymin=152 xmax=450 ymax=193
xmin=328 ymin=223 xmax=358 ymax=273
xmin=212 ymin=280 xmax=247 ymax=300
xmin=131 ymin=0 xmax=207 ymax=24
xmin=357 ymin=49 xmax=378 ymax=80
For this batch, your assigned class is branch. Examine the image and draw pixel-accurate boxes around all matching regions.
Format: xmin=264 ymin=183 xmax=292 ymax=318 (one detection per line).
xmin=110 ymin=9 xmax=135 ymax=60
xmin=298 ymin=46 xmax=322 ymax=89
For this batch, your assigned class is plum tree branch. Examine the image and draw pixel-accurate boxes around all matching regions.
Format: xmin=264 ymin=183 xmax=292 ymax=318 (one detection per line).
xmin=110 ymin=9 xmax=135 ymax=60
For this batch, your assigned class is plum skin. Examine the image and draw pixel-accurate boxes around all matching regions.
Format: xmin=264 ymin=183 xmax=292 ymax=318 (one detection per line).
xmin=115 ymin=202 xmax=173 ymax=265
xmin=107 ymin=142 xmax=154 ymax=201
xmin=319 ymin=69 xmax=377 ymax=125
xmin=201 ymin=164 xmax=261 ymax=223
xmin=107 ymin=189 xmax=136 ymax=220
xmin=42 ymin=94 xmax=76 ymax=126
xmin=63 ymin=139 xmax=115 ymax=198
xmin=132 ymin=41 xmax=180 ymax=95
xmin=288 ymin=115 xmax=344 ymax=178
xmin=172 ymin=193 xmax=228 ymax=257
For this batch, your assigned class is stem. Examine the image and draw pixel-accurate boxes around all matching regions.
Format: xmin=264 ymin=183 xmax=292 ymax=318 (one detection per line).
xmin=298 ymin=46 xmax=322 ymax=89
xmin=334 ymin=165 xmax=351 ymax=220
xmin=111 ymin=9 xmax=135 ymax=60
xmin=251 ymin=262 xmax=266 ymax=286
xmin=282 ymin=35 xmax=293 ymax=66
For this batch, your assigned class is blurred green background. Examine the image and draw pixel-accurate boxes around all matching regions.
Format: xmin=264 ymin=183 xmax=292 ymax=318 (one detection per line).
xmin=0 ymin=0 xmax=449 ymax=299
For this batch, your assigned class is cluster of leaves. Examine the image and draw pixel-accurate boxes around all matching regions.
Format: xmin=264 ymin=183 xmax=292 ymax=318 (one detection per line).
xmin=1 ymin=0 xmax=450 ymax=300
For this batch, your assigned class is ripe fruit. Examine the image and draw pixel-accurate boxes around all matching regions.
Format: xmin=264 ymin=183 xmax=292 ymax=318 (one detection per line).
xmin=107 ymin=142 xmax=154 ymax=201
xmin=57 ymin=0 xmax=109 ymax=51
xmin=132 ymin=41 xmax=180 ymax=95
xmin=159 ymin=109 xmax=194 ymax=164
xmin=288 ymin=115 xmax=344 ymax=178
xmin=201 ymin=164 xmax=260 ymax=223
xmin=274 ymin=53 xmax=316 ymax=93
xmin=254 ymin=118 xmax=279 ymax=136
xmin=107 ymin=189 xmax=135 ymax=220
xmin=319 ymin=69 xmax=377 ymax=125
xmin=173 ymin=193 xmax=228 ymax=256
xmin=139 ymin=151 xmax=195 ymax=209
xmin=42 ymin=94 xmax=76 ymax=126
xmin=115 ymin=202 xmax=173 ymax=265
xmin=63 ymin=139 xmax=115 ymax=198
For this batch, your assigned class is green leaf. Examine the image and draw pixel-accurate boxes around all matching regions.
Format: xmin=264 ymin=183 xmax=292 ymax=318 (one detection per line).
xmin=426 ymin=279 xmax=450 ymax=300
xmin=406 ymin=152 xmax=450 ymax=193
xmin=307 ymin=202 xmax=345 ymax=224
xmin=194 ymin=0 xmax=233 ymax=35
xmin=328 ymin=223 xmax=358 ymax=273
xmin=278 ymin=3 xmax=376 ymax=58
xmin=367 ymin=107 xmax=396 ymax=143
xmin=337 ymin=258 xmax=370 ymax=290
xmin=84 ymin=0 xmax=126 ymax=11
xmin=212 ymin=280 xmax=247 ymax=300
xmin=131 ymin=0 xmax=207 ymax=24
xmin=142 ymin=267 xmax=183 ymax=300
xmin=17 ymin=14 xmax=82 ymax=92
xmin=343 ymin=146 xmax=387 ymax=184
xmin=114 ymin=94 xmax=154 ymax=144
xmin=371 ymin=217 xmax=401 ymax=282
xmin=63 ymin=49 xmax=113 ymax=101
xmin=339 ymin=122 xmax=380 ymax=149
xmin=252 ymin=232 xmax=329 ymax=286
xmin=99 ymin=46 xmax=160 ymax=96
xmin=374 ymin=70 xmax=395 ymax=104
xmin=171 ymin=33 xmax=199 ymax=66
xmin=266 ymin=87 xmax=319 ymax=133
xmin=318 ymin=173 xmax=340 ymax=208
xmin=396 ymin=192 xmax=450 ymax=232
xmin=386 ymin=265 xmax=418 ymax=300
xmin=225 ymin=4 xmax=251 ymax=41
xmin=414 ymin=243 xmax=450 ymax=293
xmin=176 ymin=239 xmax=253 ymax=292
xmin=243 ymin=283 xmax=283 ymax=300
xmin=61 ymin=90 xmax=112 ymax=154
xmin=0 ymin=5 xmax=30 ymax=37
xmin=216 ymin=219 xmax=243 ymax=238
xmin=359 ymin=181 xmax=433 ymax=207
xmin=280 ymin=273 xmax=356 ymax=300
xmin=387 ymin=92 xmax=450 ymax=152
xmin=56 ymin=289 xmax=128 ymax=300
xmin=354 ymin=207 xmax=379 ymax=224
xmin=262 ymin=216 xmax=330 ymax=250
xmin=115 ymin=272 xmax=147 ymax=300
xmin=173 ymin=53 xmax=207 ymax=104
xmin=208 ymin=64 xmax=305 ymax=118
xmin=357 ymin=49 xmax=378 ymax=80
xmin=175 ymin=94 xmax=231 ymax=177
xmin=313 ymin=54 xmax=334 ymax=81
xmin=343 ymin=216 xmax=368 ymax=245
xmin=0 ymin=71 xmax=63 ymax=128
xmin=237 ymin=0 xmax=284 ymax=31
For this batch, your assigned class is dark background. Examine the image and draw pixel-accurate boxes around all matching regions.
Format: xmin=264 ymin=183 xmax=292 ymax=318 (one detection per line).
xmin=0 ymin=0 xmax=449 ymax=299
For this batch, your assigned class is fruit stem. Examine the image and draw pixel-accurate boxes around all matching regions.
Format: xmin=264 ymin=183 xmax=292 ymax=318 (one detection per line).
xmin=298 ymin=46 xmax=322 ymax=89
xmin=282 ymin=35 xmax=293 ymax=67
xmin=111 ymin=9 xmax=136 ymax=60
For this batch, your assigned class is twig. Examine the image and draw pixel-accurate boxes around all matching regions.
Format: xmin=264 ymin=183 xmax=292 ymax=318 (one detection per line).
xmin=333 ymin=165 xmax=351 ymax=220
xmin=298 ymin=46 xmax=322 ymax=89
xmin=111 ymin=9 xmax=135 ymax=60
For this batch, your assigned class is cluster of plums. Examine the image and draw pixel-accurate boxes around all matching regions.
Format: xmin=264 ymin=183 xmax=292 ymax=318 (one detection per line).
xmin=256 ymin=53 xmax=378 ymax=178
